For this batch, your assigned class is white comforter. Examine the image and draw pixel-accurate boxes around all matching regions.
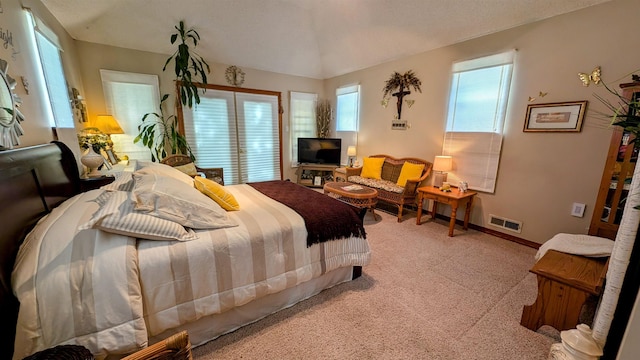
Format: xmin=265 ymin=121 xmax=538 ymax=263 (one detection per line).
xmin=12 ymin=185 xmax=371 ymax=359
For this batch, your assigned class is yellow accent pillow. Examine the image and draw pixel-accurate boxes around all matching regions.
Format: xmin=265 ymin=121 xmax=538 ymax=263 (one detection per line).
xmin=194 ymin=176 xmax=240 ymax=211
xmin=360 ymin=157 xmax=385 ymax=179
xmin=396 ymin=162 xmax=425 ymax=187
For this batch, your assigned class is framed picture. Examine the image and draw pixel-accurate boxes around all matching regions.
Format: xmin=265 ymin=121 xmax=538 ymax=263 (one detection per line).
xmin=105 ymin=148 xmax=118 ymax=165
xmin=523 ymin=101 xmax=588 ymax=132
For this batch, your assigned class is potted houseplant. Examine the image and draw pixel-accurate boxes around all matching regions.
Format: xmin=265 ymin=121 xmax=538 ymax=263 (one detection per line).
xmin=135 ymin=20 xmax=210 ymax=161
xmin=383 ymin=70 xmax=422 ymax=119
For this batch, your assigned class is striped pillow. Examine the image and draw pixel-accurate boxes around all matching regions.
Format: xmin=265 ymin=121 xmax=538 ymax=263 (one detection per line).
xmin=79 ymin=191 xmax=198 ymax=241
xmin=101 ymin=171 xmax=134 ymax=192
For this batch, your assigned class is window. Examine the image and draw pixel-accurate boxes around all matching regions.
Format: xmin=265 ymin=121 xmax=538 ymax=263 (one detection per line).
xmin=26 ymin=11 xmax=73 ymax=128
xmin=336 ymin=85 xmax=360 ymax=165
xmin=336 ymin=85 xmax=360 ymax=132
xmin=100 ymin=70 xmax=161 ymax=161
xmin=181 ymin=86 xmax=282 ymax=185
xmin=443 ymin=51 xmax=514 ymax=193
xmin=289 ymin=91 xmax=317 ymax=166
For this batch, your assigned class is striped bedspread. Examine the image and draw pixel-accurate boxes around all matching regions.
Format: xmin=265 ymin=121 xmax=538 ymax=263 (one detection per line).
xmin=12 ymin=184 xmax=370 ymax=359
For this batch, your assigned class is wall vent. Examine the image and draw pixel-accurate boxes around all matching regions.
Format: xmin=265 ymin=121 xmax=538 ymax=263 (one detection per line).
xmin=488 ymin=214 xmax=522 ymax=233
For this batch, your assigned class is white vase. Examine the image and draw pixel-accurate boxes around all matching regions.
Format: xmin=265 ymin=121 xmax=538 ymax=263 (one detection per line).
xmin=81 ymin=147 xmax=104 ymax=177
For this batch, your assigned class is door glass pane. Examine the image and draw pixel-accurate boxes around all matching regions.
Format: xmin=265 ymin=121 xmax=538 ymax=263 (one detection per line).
xmin=184 ymin=89 xmax=280 ymax=185
xmin=236 ymin=93 xmax=280 ymax=183
xmin=184 ymin=90 xmax=239 ymax=185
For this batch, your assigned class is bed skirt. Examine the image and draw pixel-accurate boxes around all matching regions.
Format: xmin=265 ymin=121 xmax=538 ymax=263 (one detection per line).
xmin=147 ymin=266 xmax=354 ymax=351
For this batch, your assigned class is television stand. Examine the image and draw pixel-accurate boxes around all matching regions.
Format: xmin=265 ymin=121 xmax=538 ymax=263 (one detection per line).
xmin=296 ymin=164 xmax=338 ymax=188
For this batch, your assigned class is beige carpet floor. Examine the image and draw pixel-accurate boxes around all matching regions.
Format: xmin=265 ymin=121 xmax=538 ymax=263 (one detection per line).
xmin=192 ymin=209 xmax=556 ymax=359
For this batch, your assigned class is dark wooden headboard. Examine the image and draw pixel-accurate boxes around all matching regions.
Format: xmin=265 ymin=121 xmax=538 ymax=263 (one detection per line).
xmin=0 ymin=141 xmax=80 ymax=358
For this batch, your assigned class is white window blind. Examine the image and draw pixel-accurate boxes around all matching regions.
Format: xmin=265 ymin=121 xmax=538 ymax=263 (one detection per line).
xmin=26 ymin=11 xmax=73 ymax=128
xmin=336 ymin=85 xmax=360 ymax=132
xmin=237 ymin=92 xmax=281 ymax=183
xmin=101 ymin=70 xmax=160 ymax=161
xmin=443 ymin=51 xmax=514 ymax=193
xmin=184 ymin=90 xmax=238 ymax=183
xmin=443 ymin=132 xmax=503 ymax=192
xmin=290 ymin=91 xmax=317 ymax=167
xmin=183 ymin=89 xmax=281 ymax=185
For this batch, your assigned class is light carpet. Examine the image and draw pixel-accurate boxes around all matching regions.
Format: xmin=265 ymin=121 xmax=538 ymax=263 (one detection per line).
xmin=192 ymin=209 xmax=555 ymax=359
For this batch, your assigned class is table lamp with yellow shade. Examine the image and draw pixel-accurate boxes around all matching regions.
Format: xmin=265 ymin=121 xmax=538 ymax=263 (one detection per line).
xmin=93 ymin=114 xmax=124 ymax=162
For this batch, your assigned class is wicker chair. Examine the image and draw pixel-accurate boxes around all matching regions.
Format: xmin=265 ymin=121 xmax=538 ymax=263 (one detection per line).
xmin=345 ymin=154 xmax=432 ymax=222
xmin=160 ymin=154 xmax=224 ymax=185
xmin=123 ymin=331 xmax=192 ymax=360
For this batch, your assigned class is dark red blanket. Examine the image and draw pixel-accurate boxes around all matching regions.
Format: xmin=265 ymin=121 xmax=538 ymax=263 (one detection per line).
xmin=248 ymin=180 xmax=366 ymax=246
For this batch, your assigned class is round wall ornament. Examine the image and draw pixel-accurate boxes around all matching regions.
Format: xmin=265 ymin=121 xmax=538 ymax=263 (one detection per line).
xmin=225 ymin=65 xmax=245 ymax=87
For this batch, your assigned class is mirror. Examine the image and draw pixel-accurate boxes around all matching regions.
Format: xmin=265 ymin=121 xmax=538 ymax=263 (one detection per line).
xmin=0 ymin=58 xmax=24 ymax=149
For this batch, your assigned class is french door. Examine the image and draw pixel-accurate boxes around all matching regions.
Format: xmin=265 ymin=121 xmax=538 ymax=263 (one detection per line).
xmin=179 ymin=84 xmax=282 ymax=185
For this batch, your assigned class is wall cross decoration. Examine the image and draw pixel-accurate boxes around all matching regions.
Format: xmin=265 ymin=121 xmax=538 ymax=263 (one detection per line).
xmin=382 ymin=70 xmax=422 ymax=120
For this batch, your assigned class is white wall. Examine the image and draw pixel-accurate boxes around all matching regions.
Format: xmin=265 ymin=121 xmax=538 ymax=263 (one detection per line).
xmin=325 ymin=0 xmax=639 ymax=245
xmin=75 ymin=41 xmax=324 ymax=182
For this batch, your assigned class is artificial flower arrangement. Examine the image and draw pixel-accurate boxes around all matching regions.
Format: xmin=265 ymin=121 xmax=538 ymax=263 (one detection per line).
xmin=77 ymin=127 xmax=110 ymax=153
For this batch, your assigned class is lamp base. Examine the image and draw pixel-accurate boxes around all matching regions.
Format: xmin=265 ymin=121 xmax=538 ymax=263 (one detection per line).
xmin=433 ymin=172 xmax=448 ymax=188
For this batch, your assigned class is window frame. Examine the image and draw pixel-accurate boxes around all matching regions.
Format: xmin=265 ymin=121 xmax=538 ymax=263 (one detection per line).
xmin=336 ymin=84 xmax=360 ymax=132
xmin=26 ymin=10 xmax=74 ymax=128
xmin=289 ymin=91 xmax=318 ymax=167
xmin=442 ymin=51 xmax=515 ymax=193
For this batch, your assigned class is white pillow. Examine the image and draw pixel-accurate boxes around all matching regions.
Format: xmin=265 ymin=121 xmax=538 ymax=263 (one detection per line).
xmin=79 ymin=191 xmax=198 ymax=241
xmin=135 ymin=161 xmax=194 ymax=186
xmin=132 ymin=173 xmax=237 ymax=229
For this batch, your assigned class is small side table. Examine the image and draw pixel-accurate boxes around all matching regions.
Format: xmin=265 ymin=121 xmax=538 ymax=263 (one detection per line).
xmin=333 ymin=167 xmax=348 ymax=182
xmin=416 ymin=186 xmax=477 ymax=237
xmin=520 ymin=250 xmax=608 ymax=332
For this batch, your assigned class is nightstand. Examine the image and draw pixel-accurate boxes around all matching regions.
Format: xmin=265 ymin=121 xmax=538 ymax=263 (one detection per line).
xmin=80 ymin=176 xmax=115 ymax=192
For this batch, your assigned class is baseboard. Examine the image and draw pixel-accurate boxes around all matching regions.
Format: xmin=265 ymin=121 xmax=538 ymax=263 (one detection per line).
xmin=375 ymin=201 xmax=541 ymax=249
xmin=433 ymin=213 xmax=540 ymax=249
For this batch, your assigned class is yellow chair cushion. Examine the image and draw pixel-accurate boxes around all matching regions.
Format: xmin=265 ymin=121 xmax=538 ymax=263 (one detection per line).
xmin=396 ymin=162 xmax=425 ymax=187
xmin=194 ymin=176 xmax=240 ymax=211
xmin=360 ymin=157 xmax=385 ymax=179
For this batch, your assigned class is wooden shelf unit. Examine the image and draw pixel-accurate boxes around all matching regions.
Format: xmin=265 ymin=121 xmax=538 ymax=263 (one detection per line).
xmin=589 ymin=82 xmax=640 ymax=240
xmin=296 ymin=164 xmax=338 ymax=187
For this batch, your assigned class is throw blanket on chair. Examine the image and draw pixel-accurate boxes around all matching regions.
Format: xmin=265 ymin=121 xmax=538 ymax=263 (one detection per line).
xmin=249 ymin=180 xmax=366 ymax=246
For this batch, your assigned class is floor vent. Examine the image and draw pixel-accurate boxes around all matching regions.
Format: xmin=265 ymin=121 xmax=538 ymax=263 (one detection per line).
xmin=488 ymin=214 xmax=523 ymax=233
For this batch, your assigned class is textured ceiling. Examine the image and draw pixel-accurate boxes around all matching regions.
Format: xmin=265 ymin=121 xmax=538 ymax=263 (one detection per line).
xmin=41 ymin=0 xmax=609 ymax=79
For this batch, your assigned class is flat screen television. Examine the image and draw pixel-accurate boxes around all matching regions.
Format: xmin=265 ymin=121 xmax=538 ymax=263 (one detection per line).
xmin=297 ymin=137 xmax=341 ymax=165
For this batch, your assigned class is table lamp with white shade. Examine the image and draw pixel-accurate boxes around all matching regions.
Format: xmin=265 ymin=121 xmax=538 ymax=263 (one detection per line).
xmin=433 ymin=155 xmax=452 ymax=187
xmin=347 ymin=146 xmax=357 ymax=167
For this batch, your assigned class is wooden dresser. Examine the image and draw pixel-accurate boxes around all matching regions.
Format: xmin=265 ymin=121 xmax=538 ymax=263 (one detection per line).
xmin=521 ymin=250 xmax=608 ymax=332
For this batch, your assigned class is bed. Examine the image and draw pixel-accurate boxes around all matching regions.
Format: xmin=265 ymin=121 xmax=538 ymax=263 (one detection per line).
xmin=0 ymin=142 xmax=371 ymax=359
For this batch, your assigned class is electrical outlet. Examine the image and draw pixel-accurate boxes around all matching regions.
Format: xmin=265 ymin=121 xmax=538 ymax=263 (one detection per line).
xmin=571 ymin=202 xmax=586 ymax=217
